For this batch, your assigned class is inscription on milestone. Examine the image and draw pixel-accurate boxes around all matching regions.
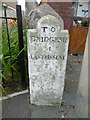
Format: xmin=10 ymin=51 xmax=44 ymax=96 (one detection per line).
xmin=30 ymin=36 xmax=67 ymax=43
xmin=27 ymin=15 xmax=69 ymax=106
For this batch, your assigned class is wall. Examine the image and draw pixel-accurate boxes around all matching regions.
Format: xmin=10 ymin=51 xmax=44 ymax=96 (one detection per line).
xmin=0 ymin=0 xmax=17 ymax=8
xmin=43 ymin=2 xmax=74 ymax=30
xmin=77 ymin=2 xmax=88 ymax=17
xmin=75 ymin=26 xmax=89 ymax=118
xmin=0 ymin=3 xmax=16 ymax=26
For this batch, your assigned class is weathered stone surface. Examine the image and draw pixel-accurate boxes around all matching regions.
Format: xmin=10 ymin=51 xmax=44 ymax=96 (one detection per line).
xmin=27 ymin=15 xmax=69 ymax=106
xmin=25 ymin=1 xmax=38 ymax=17
xmin=27 ymin=3 xmax=64 ymax=29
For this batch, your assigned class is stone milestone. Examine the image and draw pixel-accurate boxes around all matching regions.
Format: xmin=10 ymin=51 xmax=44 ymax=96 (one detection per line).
xmin=27 ymin=15 xmax=69 ymax=106
xmin=27 ymin=3 xmax=64 ymax=29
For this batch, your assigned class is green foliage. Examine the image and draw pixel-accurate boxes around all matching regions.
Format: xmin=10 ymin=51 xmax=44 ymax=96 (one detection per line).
xmin=81 ymin=21 xmax=89 ymax=27
xmin=0 ymin=26 xmax=2 ymax=85
xmin=1 ymin=18 xmax=27 ymax=82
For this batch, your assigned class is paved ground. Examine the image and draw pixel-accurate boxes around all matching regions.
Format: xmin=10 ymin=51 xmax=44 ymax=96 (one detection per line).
xmin=2 ymin=54 xmax=83 ymax=118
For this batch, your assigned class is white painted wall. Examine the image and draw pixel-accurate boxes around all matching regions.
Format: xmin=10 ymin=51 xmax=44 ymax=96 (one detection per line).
xmin=77 ymin=2 xmax=88 ymax=17
xmin=17 ymin=0 xmax=40 ymax=10
xmin=75 ymin=25 xmax=89 ymax=118
xmin=18 ymin=0 xmax=25 ymax=10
